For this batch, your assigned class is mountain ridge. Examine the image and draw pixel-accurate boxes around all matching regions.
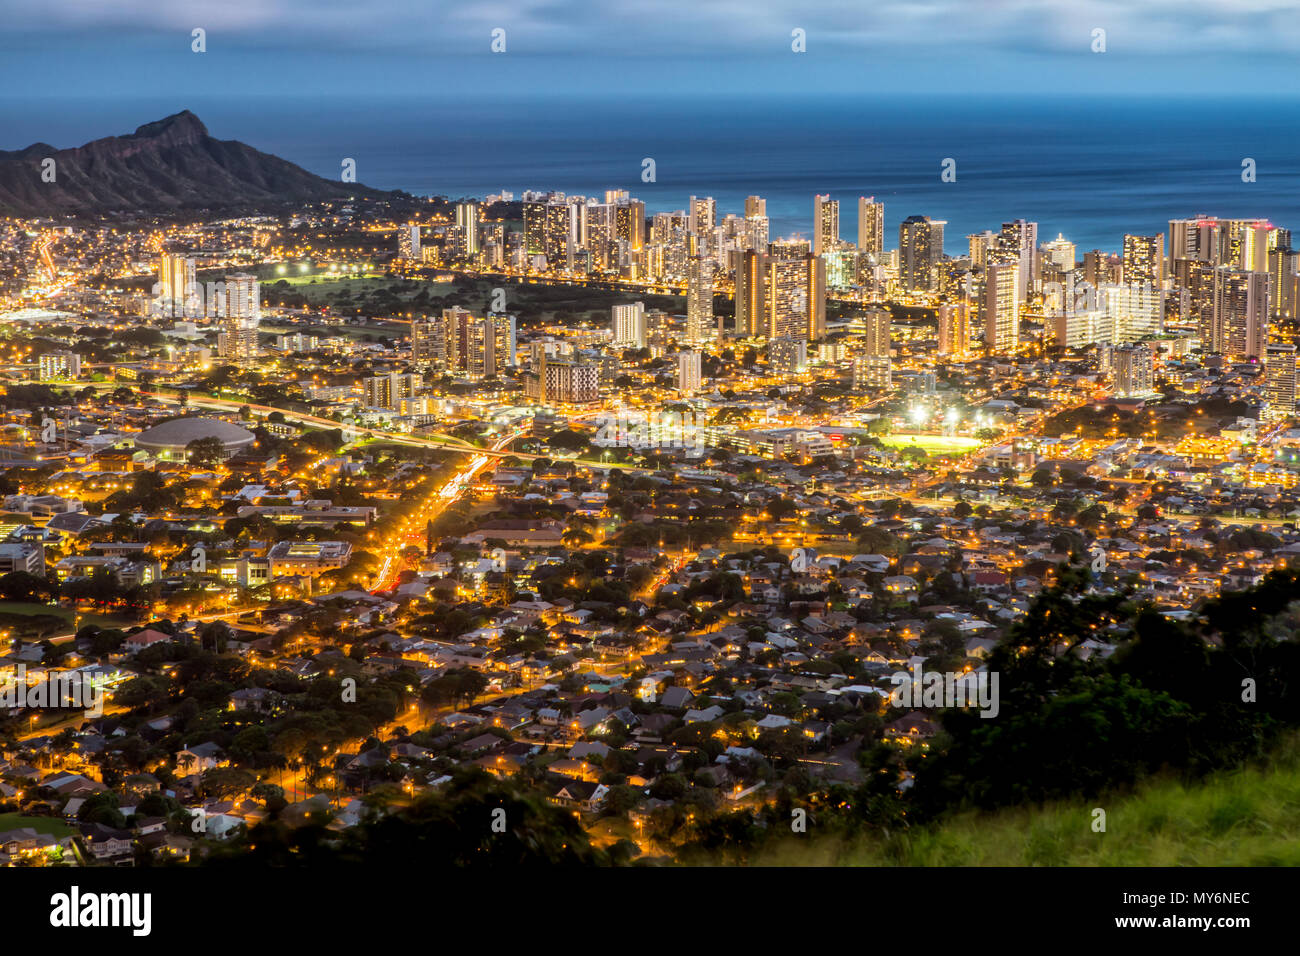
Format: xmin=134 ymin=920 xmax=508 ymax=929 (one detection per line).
xmin=0 ymin=110 xmax=405 ymax=216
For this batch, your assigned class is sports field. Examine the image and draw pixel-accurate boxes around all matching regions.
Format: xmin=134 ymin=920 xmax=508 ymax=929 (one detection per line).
xmin=878 ymin=434 xmax=983 ymax=456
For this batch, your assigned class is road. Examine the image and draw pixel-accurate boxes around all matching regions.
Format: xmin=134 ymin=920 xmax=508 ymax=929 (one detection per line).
xmin=372 ymin=429 xmax=518 ymax=591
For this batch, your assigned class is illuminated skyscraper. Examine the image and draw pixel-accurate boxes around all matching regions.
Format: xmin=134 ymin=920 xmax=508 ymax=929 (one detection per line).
xmin=412 ymin=315 xmax=450 ymax=371
xmin=1041 ymin=234 xmax=1076 ymax=272
xmin=688 ymin=197 xmax=716 ymax=235
xmin=416 ymin=307 xmax=515 ymax=378
xmin=397 ymin=224 xmax=421 ymax=260
xmin=523 ymin=200 xmax=547 ymax=256
xmin=216 ymin=273 xmax=260 ymax=366
xmin=899 ymin=216 xmax=945 ymax=292
xmin=544 ymin=201 xmax=575 ymax=271
xmin=685 ymin=257 xmax=714 ymax=345
xmin=364 ymin=372 xmax=422 ymax=410
xmin=813 ymin=195 xmax=839 ymax=255
xmin=614 ymin=199 xmax=645 ymax=251
xmin=611 ymin=301 xmax=647 ymax=349
xmin=1122 ymin=234 xmax=1164 ymax=288
xmin=1209 ymin=268 xmax=1270 ymax=359
xmin=1169 ymin=217 xmax=1221 ymax=264
xmin=1112 ymin=344 xmax=1154 ymax=397
xmin=858 ymin=307 xmax=891 ymax=387
xmin=1265 ymin=343 xmax=1297 ymax=420
xmin=677 ymin=349 xmax=702 ymax=395
xmin=980 ymin=260 xmax=1021 ymax=353
xmin=998 ymin=219 xmax=1037 ymax=298
xmin=938 ymin=300 xmax=969 ymax=356
xmin=736 ymin=244 xmax=825 ymax=341
xmin=857 ymin=197 xmax=884 ymax=257
xmin=158 ymin=254 xmax=197 ymax=318
xmin=455 ymin=202 xmax=479 ymax=257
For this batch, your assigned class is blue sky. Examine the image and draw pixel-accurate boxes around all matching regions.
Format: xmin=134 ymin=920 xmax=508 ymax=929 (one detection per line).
xmin=3 ymin=0 xmax=1300 ymax=103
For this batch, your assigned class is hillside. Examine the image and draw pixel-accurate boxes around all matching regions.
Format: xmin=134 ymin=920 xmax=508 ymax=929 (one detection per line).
xmin=0 ymin=111 xmax=402 ymax=216
xmin=748 ymin=735 xmax=1300 ymax=866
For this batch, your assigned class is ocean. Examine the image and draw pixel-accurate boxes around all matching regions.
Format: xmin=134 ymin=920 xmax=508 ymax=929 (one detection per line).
xmin=6 ymin=94 xmax=1300 ymax=254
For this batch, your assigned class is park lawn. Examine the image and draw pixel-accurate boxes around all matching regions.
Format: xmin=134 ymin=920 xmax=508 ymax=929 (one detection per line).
xmin=271 ymin=272 xmax=385 ymax=287
xmin=0 ymin=602 xmax=69 ymax=618
xmin=0 ymin=814 xmax=75 ymax=838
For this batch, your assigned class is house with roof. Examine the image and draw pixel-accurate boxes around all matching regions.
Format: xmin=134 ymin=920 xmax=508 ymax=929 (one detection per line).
xmin=549 ymin=778 xmax=609 ymax=812
xmin=124 ymin=628 xmax=174 ymax=654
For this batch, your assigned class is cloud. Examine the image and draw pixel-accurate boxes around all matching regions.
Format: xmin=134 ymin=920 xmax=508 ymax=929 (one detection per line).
xmin=4 ymin=0 xmax=1300 ymax=58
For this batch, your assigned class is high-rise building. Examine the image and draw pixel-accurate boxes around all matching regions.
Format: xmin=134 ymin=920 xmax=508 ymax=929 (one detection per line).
xmin=364 ymin=372 xmax=423 ymax=410
xmin=769 ymin=337 xmax=807 ymax=379
xmin=1122 ymin=234 xmax=1165 ymax=288
xmin=614 ymin=199 xmax=646 ymax=251
xmin=744 ymin=196 xmax=767 ymax=218
xmin=527 ymin=356 xmax=599 ymax=404
xmin=455 ymin=203 xmax=479 ymax=257
xmin=1169 ymin=217 xmax=1276 ymax=272
xmin=1083 ymin=250 xmax=1122 ymax=287
xmin=938 ymin=301 xmax=969 ymax=356
xmin=158 ymin=254 xmax=197 ymax=318
xmin=685 ymin=257 xmax=714 ymax=345
xmin=1169 ymin=217 xmax=1221 ymax=265
xmin=736 ymin=244 xmax=826 ymax=341
xmin=813 ymin=195 xmax=839 ymax=255
xmin=1041 ymin=234 xmax=1076 ymax=273
xmin=1265 ymin=343 xmax=1298 ymax=420
xmin=899 ymin=216 xmax=945 ymax=292
xmin=38 ymin=351 xmax=81 ymax=381
xmin=1268 ymin=247 xmax=1298 ymax=318
xmin=523 ymin=200 xmax=547 ymax=256
xmin=412 ymin=315 xmax=449 ymax=371
xmin=980 ymin=260 xmax=1021 ymax=353
xmin=967 ymin=231 xmax=998 ymax=271
xmin=398 ymin=224 xmax=421 ymax=260
xmin=217 ymin=273 xmax=260 ymax=366
xmin=1049 ymin=308 xmax=1113 ymax=350
xmin=611 ymin=301 xmax=647 ymax=349
xmin=468 ymin=314 xmax=517 ymax=379
xmin=689 ymin=197 xmax=717 ymax=236
xmin=859 ymin=307 xmax=891 ymax=387
xmin=857 ymin=197 xmax=884 ymax=257
xmin=1106 ymin=282 xmax=1165 ymax=342
xmin=413 ymin=308 xmax=515 ymax=378
xmin=1112 ymin=344 xmax=1154 ymax=397
xmin=998 ymin=219 xmax=1038 ymax=298
xmin=1208 ymin=268 xmax=1270 ymax=359
xmin=677 ymin=350 xmax=703 ymax=395
xmin=544 ymin=200 xmax=575 ymax=271
xmin=1222 ymin=219 xmax=1274 ymax=273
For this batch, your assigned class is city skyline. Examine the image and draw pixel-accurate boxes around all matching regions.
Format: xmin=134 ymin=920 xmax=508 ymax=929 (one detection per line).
xmin=0 ymin=0 xmax=1297 ymax=912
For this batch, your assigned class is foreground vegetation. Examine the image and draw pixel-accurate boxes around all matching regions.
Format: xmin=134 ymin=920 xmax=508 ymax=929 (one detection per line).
xmin=747 ymin=732 xmax=1300 ymax=866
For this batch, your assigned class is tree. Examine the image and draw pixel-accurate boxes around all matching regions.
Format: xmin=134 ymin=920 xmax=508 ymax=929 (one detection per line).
xmin=187 ymin=435 xmax=226 ymax=469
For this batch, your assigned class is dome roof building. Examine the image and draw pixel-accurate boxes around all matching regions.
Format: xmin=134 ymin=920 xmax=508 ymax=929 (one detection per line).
xmin=134 ymin=417 xmax=255 ymax=460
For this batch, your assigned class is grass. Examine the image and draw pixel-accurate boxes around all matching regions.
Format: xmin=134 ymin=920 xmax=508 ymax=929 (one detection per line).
xmin=266 ymin=271 xmax=386 ymax=288
xmin=0 ymin=602 xmax=69 ymax=618
xmin=878 ymin=434 xmax=984 ymax=457
xmin=0 ymin=814 xmax=75 ymax=838
xmin=748 ymin=735 xmax=1300 ymax=866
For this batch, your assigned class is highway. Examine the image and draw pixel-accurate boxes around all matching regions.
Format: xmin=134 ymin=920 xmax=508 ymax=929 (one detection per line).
xmin=372 ymin=429 xmax=518 ymax=591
